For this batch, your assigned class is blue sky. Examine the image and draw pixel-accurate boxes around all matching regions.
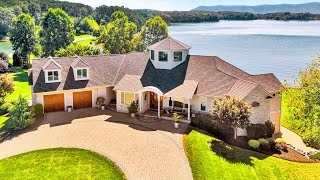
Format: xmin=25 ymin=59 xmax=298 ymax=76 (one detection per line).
xmin=66 ymin=0 xmax=320 ymax=10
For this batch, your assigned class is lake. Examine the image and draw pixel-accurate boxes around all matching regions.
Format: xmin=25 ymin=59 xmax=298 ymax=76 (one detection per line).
xmin=169 ymin=20 xmax=320 ymax=83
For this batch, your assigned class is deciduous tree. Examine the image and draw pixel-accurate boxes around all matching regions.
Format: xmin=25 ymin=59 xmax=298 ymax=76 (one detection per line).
xmin=40 ymin=8 xmax=75 ymax=57
xmin=98 ymin=10 xmax=137 ymax=54
xmin=55 ymin=43 xmax=101 ymax=57
xmin=0 ymin=75 xmax=14 ymax=104
xmin=210 ymin=96 xmax=252 ymax=139
xmin=77 ymin=17 xmax=99 ymax=35
xmin=133 ymin=16 xmax=168 ymax=51
xmin=10 ymin=13 xmax=36 ymax=66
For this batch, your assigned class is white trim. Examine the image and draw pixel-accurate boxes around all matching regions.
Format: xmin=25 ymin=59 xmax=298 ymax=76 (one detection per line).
xmin=44 ymin=70 xmax=61 ymax=83
xmin=138 ymin=86 xmax=163 ymax=95
xmin=74 ymin=68 xmax=90 ymax=81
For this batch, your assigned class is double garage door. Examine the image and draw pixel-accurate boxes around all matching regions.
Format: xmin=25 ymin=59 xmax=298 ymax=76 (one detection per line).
xmin=44 ymin=91 xmax=92 ymax=113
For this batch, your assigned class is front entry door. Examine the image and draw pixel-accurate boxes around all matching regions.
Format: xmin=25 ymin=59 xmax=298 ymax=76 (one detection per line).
xmin=150 ymin=92 xmax=163 ymax=110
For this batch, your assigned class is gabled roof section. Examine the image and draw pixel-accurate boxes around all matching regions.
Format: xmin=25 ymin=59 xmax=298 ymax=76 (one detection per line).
xmin=113 ymin=75 xmax=143 ymax=92
xmin=42 ymin=56 xmax=62 ymax=70
xmin=148 ymin=37 xmax=191 ymax=51
xmin=164 ymin=80 xmax=198 ymax=99
xmin=227 ymin=79 xmax=259 ymax=99
xmin=71 ymin=56 xmax=90 ymax=69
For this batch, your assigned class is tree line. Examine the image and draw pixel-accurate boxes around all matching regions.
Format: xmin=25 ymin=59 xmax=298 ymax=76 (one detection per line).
xmin=6 ymin=7 xmax=168 ymax=68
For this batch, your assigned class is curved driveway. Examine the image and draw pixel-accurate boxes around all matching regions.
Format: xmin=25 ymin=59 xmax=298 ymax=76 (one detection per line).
xmin=0 ymin=109 xmax=192 ymax=180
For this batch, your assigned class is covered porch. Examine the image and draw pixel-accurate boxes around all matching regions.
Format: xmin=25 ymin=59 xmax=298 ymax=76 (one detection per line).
xmin=113 ymin=75 xmax=198 ymax=122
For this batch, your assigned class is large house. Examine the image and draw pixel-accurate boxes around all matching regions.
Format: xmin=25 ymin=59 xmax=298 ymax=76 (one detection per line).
xmin=29 ymin=37 xmax=282 ymax=136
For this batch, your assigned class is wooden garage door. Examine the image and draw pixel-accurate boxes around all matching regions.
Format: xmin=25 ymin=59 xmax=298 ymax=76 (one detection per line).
xmin=44 ymin=94 xmax=65 ymax=113
xmin=73 ymin=91 xmax=92 ymax=109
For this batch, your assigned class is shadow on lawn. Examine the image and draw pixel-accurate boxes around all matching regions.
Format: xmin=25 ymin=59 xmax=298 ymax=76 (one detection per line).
xmin=210 ymin=140 xmax=268 ymax=166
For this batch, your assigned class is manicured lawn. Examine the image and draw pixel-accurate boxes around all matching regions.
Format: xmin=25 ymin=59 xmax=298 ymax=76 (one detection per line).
xmin=5 ymin=68 xmax=31 ymax=102
xmin=183 ymin=130 xmax=320 ymax=180
xmin=0 ymin=148 xmax=126 ymax=179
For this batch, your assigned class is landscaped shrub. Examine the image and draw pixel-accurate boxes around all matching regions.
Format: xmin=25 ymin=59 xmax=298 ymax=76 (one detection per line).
xmin=309 ymin=152 xmax=320 ymax=160
xmin=248 ymin=140 xmax=260 ymax=149
xmin=191 ymin=113 xmax=234 ymax=142
xmin=246 ymin=121 xmax=275 ymax=139
xmin=31 ymin=104 xmax=44 ymax=118
xmin=265 ymin=120 xmax=275 ymax=137
xmin=6 ymin=95 xmax=33 ymax=130
xmin=275 ymin=143 xmax=288 ymax=152
xmin=275 ymin=138 xmax=286 ymax=144
xmin=258 ymin=138 xmax=271 ymax=150
xmin=303 ymin=132 xmax=320 ymax=147
xmin=0 ymin=102 xmax=13 ymax=115
xmin=266 ymin=138 xmax=275 ymax=147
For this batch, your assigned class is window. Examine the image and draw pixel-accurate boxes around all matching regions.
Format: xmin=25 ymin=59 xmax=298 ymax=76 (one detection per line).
xmin=76 ymin=68 xmax=88 ymax=80
xmin=252 ymin=102 xmax=260 ymax=107
xmin=151 ymin=50 xmax=155 ymax=60
xmin=125 ymin=93 xmax=135 ymax=105
xmin=174 ymin=51 xmax=183 ymax=61
xmin=121 ymin=92 xmax=125 ymax=104
xmin=169 ymin=97 xmax=173 ymax=106
xmin=200 ymin=97 xmax=207 ymax=111
xmin=46 ymin=70 xmax=60 ymax=83
xmin=159 ymin=51 xmax=168 ymax=62
xmin=120 ymin=92 xmax=137 ymax=106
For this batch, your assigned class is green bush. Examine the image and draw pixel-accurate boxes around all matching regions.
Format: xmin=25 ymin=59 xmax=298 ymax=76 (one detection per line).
xmin=303 ymin=132 xmax=320 ymax=147
xmin=191 ymin=113 xmax=234 ymax=142
xmin=248 ymin=140 xmax=260 ymax=149
xmin=0 ymin=102 xmax=13 ymax=115
xmin=258 ymin=138 xmax=269 ymax=145
xmin=309 ymin=152 xmax=320 ymax=160
xmin=275 ymin=138 xmax=286 ymax=144
xmin=31 ymin=104 xmax=44 ymax=118
xmin=266 ymin=138 xmax=275 ymax=146
xmin=258 ymin=138 xmax=271 ymax=150
xmin=6 ymin=95 xmax=32 ymax=130
xmin=246 ymin=121 xmax=275 ymax=139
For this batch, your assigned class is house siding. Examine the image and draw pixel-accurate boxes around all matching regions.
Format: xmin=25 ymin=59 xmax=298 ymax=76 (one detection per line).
xmin=32 ymin=86 xmax=111 ymax=112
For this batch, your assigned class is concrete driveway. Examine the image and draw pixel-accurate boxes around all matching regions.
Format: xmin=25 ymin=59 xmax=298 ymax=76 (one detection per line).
xmin=0 ymin=109 xmax=193 ymax=180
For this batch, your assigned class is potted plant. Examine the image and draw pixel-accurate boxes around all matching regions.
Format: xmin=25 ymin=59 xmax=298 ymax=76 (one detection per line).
xmin=172 ymin=113 xmax=183 ymax=129
xmin=127 ymin=101 xmax=138 ymax=118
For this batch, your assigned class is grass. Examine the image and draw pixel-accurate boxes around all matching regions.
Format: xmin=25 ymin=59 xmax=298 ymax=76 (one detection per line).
xmin=0 ymin=116 xmax=8 ymax=129
xmin=5 ymin=68 xmax=31 ymax=102
xmin=183 ymin=130 xmax=320 ymax=180
xmin=75 ymin=34 xmax=94 ymax=39
xmin=0 ymin=148 xmax=126 ymax=179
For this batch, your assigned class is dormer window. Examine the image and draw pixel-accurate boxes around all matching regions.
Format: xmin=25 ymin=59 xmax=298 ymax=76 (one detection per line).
xmin=159 ymin=51 xmax=168 ymax=62
xmin=46 ymin=70 xmax=61 ymax=83
xmin=174 ymin=51 xmax=183 ymax=61
xmin=76 ymin=68 xmax=89 ymax=80
xmin=151 ymin=50 xmax=155 ymax=60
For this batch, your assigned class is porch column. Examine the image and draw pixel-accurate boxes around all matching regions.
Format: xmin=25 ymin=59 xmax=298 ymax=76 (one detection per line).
xmin=158 ymin=94 xmax=160 ymax=118
xmin=188 ymin=99 xmax=191 ymax=121
xmin=139 ymin=92 xmax=142 ymax=114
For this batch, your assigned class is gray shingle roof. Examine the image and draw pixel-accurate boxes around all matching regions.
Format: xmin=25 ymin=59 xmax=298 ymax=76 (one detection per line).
xmin=148 ymin=37 xmax=191 ymax=50
xmin=31 ymin=52 xmax=282 ymax=99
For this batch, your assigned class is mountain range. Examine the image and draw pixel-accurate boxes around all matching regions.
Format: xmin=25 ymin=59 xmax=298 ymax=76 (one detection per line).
xmin=193 ymin=2 xmax=320 ymax=14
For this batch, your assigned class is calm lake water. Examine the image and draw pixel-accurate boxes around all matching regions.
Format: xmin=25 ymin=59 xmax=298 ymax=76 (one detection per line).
xmin=169 ymin=20 xmax=320 ymax=83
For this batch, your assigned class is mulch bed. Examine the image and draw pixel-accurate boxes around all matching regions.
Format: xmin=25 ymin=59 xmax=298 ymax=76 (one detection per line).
xmin=272 ymin=148 xmax=319 ymax=163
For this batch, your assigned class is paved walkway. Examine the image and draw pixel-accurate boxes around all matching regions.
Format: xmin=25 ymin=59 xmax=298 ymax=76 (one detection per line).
xmin=0 ymin=109 xmax=193 ymax=180
xmin=281 ymin=126 xmax=317 ymax=152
